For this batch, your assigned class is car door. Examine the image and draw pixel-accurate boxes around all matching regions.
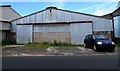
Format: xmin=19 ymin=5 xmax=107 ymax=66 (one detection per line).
xmin=87 ymin=35 xmax=93 ymax=47
xmin=84 ymin=35 xmax=89 ymax=45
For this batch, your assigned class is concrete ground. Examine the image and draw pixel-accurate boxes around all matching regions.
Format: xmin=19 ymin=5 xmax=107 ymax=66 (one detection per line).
xmin=2 ymin=45 xmax=118 ymax=56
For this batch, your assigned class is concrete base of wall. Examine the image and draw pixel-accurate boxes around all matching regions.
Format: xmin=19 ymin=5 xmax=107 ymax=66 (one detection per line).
xmin=0 ymin=30 xmax=7 ymax=42
xmin=33 ymin=32 xmax=71 ymax=43
xmin=8 ymin=32 xmax=16 ymax=42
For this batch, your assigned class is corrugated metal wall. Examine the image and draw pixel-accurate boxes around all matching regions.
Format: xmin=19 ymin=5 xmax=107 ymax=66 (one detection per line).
xmin=114 ymin=16 xmax=120 ymax=38
xmin=71 ymin=23 xmax=92 ymax=44
xmin=17 ymin=25 xmax=32 ymax=44
xmin=34 ymin=24 xmax=70 ymax=32
xmin=11 ymin=9 xmax=113 ymax=32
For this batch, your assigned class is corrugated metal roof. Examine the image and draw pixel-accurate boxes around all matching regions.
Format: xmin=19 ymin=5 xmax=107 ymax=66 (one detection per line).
xmin=0 ymin=20 xmax=10 ymax=23
xmin=0 ymin=5 xmax=21 ymax=17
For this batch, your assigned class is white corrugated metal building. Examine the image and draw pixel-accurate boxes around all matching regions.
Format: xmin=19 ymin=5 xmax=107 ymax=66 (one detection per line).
xmin=0 ymin=5 xmax=21 ymax=42
xmin=11 ymin=7 xmax=114 ymax=45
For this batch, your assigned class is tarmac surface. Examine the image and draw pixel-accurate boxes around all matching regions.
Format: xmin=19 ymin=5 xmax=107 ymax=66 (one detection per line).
xmin=2 ymin=55 xmax=119 ymax=69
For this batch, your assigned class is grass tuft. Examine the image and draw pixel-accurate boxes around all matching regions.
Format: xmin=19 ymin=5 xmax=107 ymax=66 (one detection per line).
xmin=25 ymin=41 xmax=79 ymax=48
xmin=114 ymin=38 xmax=120 ymax=47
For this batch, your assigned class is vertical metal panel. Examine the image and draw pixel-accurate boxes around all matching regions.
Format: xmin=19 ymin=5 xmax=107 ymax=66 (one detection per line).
xmin=26 ymin=17 xmax=30 ymax=23
xmin=64 ymin=12 xmax=72 ymax=22
xmin=71 ymin=13 xmax=81 ymax=21
xmin=71 ymin=23 xmax=92 ymax=45
xmin=57 ymin=10 xmax=65 ymax=22
xmin=114 ymin=16 xmax=119 ymax=37
xmin=29 ymin=15 xmax=36 ymax=23
xmin=17 ymin=25 xmax=32 ymax=44
xmin=34 ymin=24 xmax=70 ymax=32
xmin=23 ymin=17 xmax=27 ymax=23
xmin=36 ymin=12 xmax=43 ymax=23
xmin=16 ymin=19 xmax=20 ymax=24
xmin=19 ymin=18 xmax=24 ymax=24
xmin=11 ymin=21 xmax=17 ymax=32
xmin=42 ymin=10 xmax=49 ymax=22
xmin=118 ymin=16 xmax=120 ymax=37
xmin=50 ymin=9 xmax=57 ymax=22
xmin=115 ymin=16 xmax=120 ymax=38
xmin=91 ymin=17 xmax=113 ymax=31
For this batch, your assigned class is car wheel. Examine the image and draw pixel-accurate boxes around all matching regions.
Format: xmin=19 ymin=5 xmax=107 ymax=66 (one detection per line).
xmin=93 ymin=45 xmax=97 ymax=51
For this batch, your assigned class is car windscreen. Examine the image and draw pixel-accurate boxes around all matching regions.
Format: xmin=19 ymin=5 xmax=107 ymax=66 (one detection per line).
xmin=93 ymin=35 xmax=108 ymax=40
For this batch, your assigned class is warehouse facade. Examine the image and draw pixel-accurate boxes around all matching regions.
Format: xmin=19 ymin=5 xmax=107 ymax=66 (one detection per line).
xmin=11 ymin=7 xmax=113 ymax=45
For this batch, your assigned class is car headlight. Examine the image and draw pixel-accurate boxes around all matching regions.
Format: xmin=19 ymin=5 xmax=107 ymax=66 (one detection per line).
xmin=97 ymin=42 xmax=102 ymax=45
xmin=112 ymin=42 xmax=115 ymax=45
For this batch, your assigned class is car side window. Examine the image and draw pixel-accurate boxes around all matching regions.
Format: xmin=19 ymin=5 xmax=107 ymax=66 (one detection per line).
xmin=87 ymin=35 xmax=92 ymax=40
xmin=89 ymin=35 xmax=93 ymax=39
xmin=85 ymin=36 xmax=89 ymax=40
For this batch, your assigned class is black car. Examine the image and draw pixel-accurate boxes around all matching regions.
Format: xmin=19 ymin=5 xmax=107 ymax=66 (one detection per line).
xmin=84 ymin=34 xmax=115 ymax=51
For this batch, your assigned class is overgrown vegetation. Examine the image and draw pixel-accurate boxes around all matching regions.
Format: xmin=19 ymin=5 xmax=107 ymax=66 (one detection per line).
xmin=114 ymin=38 xmax=120 ymax=47
xmin=1 ymin=40 xmax=16 ymax=46
xmin=25 ymin=40 xmax=78 ymax=48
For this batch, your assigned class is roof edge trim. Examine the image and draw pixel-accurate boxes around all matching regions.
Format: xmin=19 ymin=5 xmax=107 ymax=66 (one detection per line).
xmin=17 ymin=21 xmax=93 ymax=25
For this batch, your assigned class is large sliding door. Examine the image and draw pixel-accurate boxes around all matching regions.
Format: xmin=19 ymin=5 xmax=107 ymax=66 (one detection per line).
xmin=71 ymin=23 xmax=92 ymax=45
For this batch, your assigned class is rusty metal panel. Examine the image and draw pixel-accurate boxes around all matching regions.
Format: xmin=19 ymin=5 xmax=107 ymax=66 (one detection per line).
xmin=71 ymin=23 xmax=92 ymax=45
xmin=34 ymin=24 xmax=70 ymax=32
xmin=17 ymin=25 xmax=32 ymax=44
